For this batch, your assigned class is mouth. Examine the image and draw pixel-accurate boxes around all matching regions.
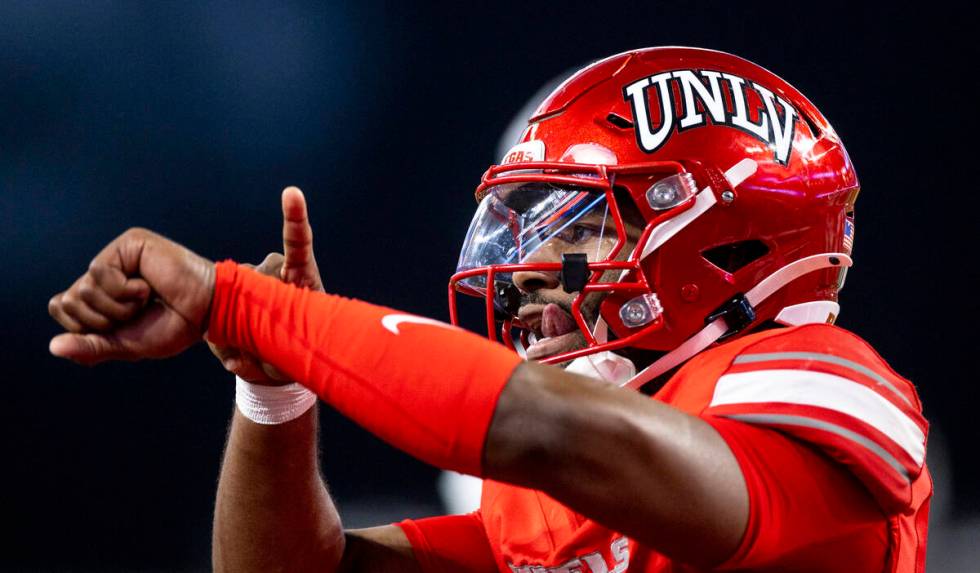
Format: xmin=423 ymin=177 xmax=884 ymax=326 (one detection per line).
xmin=520 ymin=303 xmax=584 ymax=361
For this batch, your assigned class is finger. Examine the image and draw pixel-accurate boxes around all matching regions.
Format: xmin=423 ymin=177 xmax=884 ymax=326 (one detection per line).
xmin=233 ymin=356 xmax=273 ymax=383
xmin=254 ymin=252 xmax=284 ymax=279
xmin=78 ymin=272 xmax=147 ymax=322
xmin=207 ymin=340 xmax=241 ymax=368
xmin=281 ymin=187 xmax=316 ymax=279
xmin=206 ymin=339 xmax=274 ymax=381
xmin=88 ymin=262 xmax=150 ymax=300
xmin=210 ymin=345 xmax=259 ymax=378
xmin=49 ymin=332 xmax=131 ymax=366
xmin=87 ymin=227 xmax=154 ymax=277
xmin=86 ymin=227 xmax=215 ymax=333
xmin=260 ymin=362 xmax=291 ymax=382
xmin=48 ymin=292 xmax=85 ymax=333
xmin=52 ymin=289 xmax=114 ymax=332
xmin=216 ymin=346 xmax=275 ymax=382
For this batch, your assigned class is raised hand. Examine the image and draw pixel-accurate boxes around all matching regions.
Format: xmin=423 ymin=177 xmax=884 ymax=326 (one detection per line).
xmin=280 ymin=186 xmax=323 ymax=292
xmin=206 ymin=187 xmax=325 ymax=385
xmin=48 ymin=228 xmax=215 ymax=365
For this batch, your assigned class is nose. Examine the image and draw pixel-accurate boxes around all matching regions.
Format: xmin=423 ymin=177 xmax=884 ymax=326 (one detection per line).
xmin=512 ymin=240 xmax=565 ymax=293
xmin=512 ymin=268 xmax=561 ymax=293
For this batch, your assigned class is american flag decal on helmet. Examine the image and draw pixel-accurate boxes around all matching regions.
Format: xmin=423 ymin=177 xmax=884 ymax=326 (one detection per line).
xmin=843 ymin=218 xmax=855 ymax=254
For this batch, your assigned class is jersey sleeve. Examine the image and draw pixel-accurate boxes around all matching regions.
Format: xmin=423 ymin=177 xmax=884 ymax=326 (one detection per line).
xmin=705 ymin=416 xmax=889 ymax=571
xmin=397 ymin=512 xmax=500 ymax=573
xmin=702 ymin=324 xmax=928 ymax=515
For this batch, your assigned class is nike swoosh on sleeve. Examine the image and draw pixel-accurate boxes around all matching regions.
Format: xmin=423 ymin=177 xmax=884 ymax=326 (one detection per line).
xmin=381 ymin=314 xmax=459 ymax=335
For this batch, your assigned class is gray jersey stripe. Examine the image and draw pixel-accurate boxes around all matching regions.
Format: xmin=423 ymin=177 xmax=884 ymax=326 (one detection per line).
xmin=732 ymin=351 xmax=911 ymax=407
xmin=720 ymin=412 xmax=911 ymax=482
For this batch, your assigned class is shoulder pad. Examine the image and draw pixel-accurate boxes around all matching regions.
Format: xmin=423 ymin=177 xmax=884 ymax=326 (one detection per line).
xmin=704 ymin=325 xmax=928 ymax=514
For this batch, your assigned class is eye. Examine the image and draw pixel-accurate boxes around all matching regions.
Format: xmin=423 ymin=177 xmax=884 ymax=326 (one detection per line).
xmin=557 ymin=223 xmax=601 ymax=244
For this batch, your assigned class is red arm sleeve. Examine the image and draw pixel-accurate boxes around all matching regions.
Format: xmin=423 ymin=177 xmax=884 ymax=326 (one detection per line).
xmin=705 ymin=416 xmax=889 ymax=571
xmin=397 ymin=513 xmax=500 ymax=573
xmin=206 ymin=261 xmax=523 ymax=476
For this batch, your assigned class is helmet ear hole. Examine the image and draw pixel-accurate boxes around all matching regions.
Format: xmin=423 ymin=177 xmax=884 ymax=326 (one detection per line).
xmin=611 ymin=186 xmax=647 ymax=228
xmin=801 ymin=111 xmax=823 ymax=138
xmin=605 ymin=112 xmax=634 ymax=129
xmin=701 ymin=240 xmax=770 ymax=273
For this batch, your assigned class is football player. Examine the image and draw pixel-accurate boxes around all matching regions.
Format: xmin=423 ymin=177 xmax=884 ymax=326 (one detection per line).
xmin=48 ymin=47 xmax=930 ymax=572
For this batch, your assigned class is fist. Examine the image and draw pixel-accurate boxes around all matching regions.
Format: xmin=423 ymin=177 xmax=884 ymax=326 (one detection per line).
xmin=49 ymin=228 xmax=215 ymax=365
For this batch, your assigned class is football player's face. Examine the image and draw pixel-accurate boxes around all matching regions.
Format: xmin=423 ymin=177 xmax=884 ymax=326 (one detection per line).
xmin=512 ymin=213 xmax=641 ymax=362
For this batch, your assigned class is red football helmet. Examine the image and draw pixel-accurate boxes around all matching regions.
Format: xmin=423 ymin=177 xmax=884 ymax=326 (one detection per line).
xmin=449 ymin=47 xmax=859 ymax=387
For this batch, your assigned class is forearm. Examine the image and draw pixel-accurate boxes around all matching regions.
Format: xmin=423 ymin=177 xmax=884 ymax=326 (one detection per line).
xmin=207 ymin=261 xmax=520 ymax=476
xmin=205 ymin=261 xmax=744 ymax=565
xmin=213 ymin=405 xmax=345 ymax=573
xmin=484 ymin=362 xmax=748 ymax=566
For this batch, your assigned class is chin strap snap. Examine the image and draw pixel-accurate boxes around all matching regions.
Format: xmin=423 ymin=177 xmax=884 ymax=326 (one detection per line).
xmin=704 ymin=293 xmax=756 ymax=341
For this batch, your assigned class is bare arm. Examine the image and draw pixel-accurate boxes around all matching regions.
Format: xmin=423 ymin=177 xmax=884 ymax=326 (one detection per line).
xmin=211 ymin=357 xmax=738 ymax=572
xmin=210 ymin=188 xmax=422 ymax=573
xmin=48 ymin=203 xmax=745 ymax=570
xmin=213 ymin=406 xmax=342 ymax=571
xmin=213 ymin=406 xmax=421 ymax=573
xmin=485 ymin=361 xmax=748 ymax=567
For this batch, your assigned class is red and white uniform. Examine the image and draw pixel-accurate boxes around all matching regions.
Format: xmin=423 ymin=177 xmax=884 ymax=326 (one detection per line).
xmin=207 ymin=264 xmax=930 ymax=572
xmin=398 ymin=324 xmax=931 ymax=573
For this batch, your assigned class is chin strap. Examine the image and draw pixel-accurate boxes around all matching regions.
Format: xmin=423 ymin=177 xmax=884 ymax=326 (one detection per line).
xmin=567 ymin=158 xmax=761 ymax=387
xmin=620 ymin=252 xmax=852 ymax=390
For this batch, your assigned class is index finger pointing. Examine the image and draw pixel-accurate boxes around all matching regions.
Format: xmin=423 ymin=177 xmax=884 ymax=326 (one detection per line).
xmin=281 ymin=186 xmax=313 ymax=269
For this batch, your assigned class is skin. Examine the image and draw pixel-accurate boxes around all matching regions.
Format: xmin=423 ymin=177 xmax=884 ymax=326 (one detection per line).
xmin=208 ymin=189 xmax=420 ymax=572
xmin=48 ymin=189 xmax=748 ymax=571
xmin=516 ymin=205 xmax=640 ymax=361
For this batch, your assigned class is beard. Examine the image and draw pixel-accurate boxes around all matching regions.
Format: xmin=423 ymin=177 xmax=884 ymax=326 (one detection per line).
xmin=518 ymin=290 xmax=605 ymax=366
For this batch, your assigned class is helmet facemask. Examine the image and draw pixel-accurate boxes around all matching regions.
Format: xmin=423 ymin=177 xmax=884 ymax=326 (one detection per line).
xmin=449 ymin=160 xmax=699 ymax=367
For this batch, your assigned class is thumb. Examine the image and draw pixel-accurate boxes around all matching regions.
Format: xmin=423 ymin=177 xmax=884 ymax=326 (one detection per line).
xmin=49 ymin=332 xmax=130 ymax=366
xmin=280 ymin=186 xmax=321 ymax=289
xmin=122 ymin=277 xmax=151 ymax=301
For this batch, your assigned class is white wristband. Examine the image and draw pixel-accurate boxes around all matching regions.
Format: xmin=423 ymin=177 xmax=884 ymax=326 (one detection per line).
xmin=235 ymin=376 xmax=317 ymax=425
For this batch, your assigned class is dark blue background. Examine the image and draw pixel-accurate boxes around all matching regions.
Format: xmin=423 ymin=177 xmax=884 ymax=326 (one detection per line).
xmin=2 ymin=2 xmax=975 ymax=570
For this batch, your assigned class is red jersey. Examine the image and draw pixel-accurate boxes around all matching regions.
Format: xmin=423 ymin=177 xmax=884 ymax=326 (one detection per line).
xmin=399 ymin=324 xmax=931 ymax=573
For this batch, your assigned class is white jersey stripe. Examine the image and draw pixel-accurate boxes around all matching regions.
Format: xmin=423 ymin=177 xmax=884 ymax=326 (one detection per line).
xmin=732 ymin=351 xmax=911 ymax=407
xmin=711 ymin=369 xmax=925 ymax=465
xmin=720 ymin=412 xmax=911 ymax=481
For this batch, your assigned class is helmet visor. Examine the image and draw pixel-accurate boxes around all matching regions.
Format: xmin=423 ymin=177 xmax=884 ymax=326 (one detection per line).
xmin=455 ymin=182 xmax=619 ymax=292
